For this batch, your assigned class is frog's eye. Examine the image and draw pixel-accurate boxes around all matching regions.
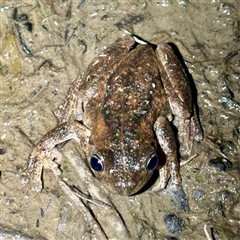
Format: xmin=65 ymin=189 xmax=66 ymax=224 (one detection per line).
xmin=146 ymin=153 xmax=159 ymax=171
xmin=90 ymin=154 xmax=104 ymax=172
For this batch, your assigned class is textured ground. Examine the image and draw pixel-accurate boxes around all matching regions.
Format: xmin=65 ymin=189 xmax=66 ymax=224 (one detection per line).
xmin=0 ymin=1 xmax=240 ymax=239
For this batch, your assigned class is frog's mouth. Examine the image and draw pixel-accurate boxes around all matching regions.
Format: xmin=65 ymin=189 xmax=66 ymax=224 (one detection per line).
xmin=105 ymin=170 xmax=154 ymax=196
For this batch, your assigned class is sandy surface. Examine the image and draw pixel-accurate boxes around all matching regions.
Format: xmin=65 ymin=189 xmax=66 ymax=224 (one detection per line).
xmin=0 ymin=1 xmax=240 ymax=239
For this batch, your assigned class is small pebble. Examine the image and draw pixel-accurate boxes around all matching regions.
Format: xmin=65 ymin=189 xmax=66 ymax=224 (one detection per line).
xmin=192 ymin=189 xmax=205 ymax=200
xmin=164 ymin=213 xmax=183 ymax=234
xmin=208 ymin=157 xmax=233 ymax=172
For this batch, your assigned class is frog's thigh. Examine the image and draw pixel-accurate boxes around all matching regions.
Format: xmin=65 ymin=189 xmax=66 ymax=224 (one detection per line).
xmin=23 ymin=121 xmax=90 ymax=192
xmin=156 ymin=43 xmax=192 ymax=118
xmin=153 ymin=116 xmax=181 ymax=191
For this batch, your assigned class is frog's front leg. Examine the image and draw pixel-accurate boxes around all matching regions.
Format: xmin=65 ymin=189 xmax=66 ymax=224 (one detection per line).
xmin=22 ymin=121 xmax=90 ymax=192
xmin=153 ymin=116 xmax=181 ymax=191
xmin=54 ymin=72 xmax=86 ymax=124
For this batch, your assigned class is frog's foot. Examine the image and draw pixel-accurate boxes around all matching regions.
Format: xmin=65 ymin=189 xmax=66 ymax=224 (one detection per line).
xmin=175 ymin=117 xmax=193 ymax=157
xmin=152 ymin=155 xmax=182 ymax=192
xmin=21 ymin=146 xmax=62 ymax=192
xmin=154 ymin=116 xmax=182 ymax=191
xmin=173 ymin=114 xmax=202 ymax=158
xmin=152 ymin=165 xmax=170 ymax=191
xmin=22 ymin=122 xmax=90 ymax=192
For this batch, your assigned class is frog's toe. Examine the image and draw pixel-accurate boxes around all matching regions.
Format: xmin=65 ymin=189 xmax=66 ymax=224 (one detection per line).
xmin=21 ymin=172 xmax=30 ymax=185
xmin=50 ymin=161 xmax=62 ymax=176
xmin=179 ymin=143 xmax=192 ymax=159
xmin=21 ymin=167 xmax=43 ymax=192
xmin=169 ymin=174 xmax=182 ymax=192
xmin=152 ymin=166 xmax=170 ymax=191
xmin=31 ymin=181 xmax=43 ymax=192
xmin=21 ymin=154 xmax=39 ymax=186
xmin=170 ymin=163 xmax=182 ymax=187
xmin=170 ymin=180 xmax=182 ymax=192
xmin=23 ymin=152 xmax=44 ymax=192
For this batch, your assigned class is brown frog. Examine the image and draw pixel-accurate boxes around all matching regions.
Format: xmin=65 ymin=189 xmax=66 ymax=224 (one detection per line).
xmin=22 ymin=35 xmax=202 ymax=196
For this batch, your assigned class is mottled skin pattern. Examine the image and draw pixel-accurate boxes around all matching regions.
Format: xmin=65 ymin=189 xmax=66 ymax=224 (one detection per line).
xmin=22 ymin=35 xmax=202 ymax=196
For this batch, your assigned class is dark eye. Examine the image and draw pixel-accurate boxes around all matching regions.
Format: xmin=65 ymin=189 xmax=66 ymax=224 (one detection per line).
xmin=90 ymin=154 xmax=104 ymax=172
xmin=146 ymin=153 xmax=159 ymax=171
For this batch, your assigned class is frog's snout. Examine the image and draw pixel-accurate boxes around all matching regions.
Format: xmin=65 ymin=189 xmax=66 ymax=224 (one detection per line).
xmin=104 ymin=171 xmax=153 ymax=196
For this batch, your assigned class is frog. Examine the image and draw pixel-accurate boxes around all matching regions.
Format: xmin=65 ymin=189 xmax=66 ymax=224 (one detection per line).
xmin=22 ymin=35 xmax=202 ymax=196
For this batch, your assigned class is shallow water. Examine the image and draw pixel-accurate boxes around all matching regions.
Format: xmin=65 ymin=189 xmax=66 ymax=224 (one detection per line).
xmin=0 ymin=1 xmax=239 ymax=239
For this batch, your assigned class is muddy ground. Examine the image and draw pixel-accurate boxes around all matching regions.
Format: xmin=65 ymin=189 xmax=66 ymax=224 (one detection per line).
xmin=0 ymin=1 xmax=240 ymax=239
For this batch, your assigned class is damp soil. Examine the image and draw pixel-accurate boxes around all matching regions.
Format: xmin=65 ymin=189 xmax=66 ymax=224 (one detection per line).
xmin=0 ymin=1 xmax=240 ymax=239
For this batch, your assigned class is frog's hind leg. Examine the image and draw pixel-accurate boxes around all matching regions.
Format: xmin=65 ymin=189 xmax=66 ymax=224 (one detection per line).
xmin=153 ymin=116 xmax=181 ymax=191
xmin=156 ymin=43 xmax=202 ymax=157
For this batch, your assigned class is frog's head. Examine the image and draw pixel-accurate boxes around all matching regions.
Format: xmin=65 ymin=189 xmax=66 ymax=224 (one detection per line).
xmin=88 ymin=100 xmax=160 ymax=195
xmin=88 ymin=142 xmax=159 ymax=195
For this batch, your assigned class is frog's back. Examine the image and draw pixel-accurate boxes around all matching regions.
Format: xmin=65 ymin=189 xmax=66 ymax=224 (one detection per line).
xmin=85 ymin=44 xmax=169 ymax=148
xmin=103 ymin=44 xmax=166 ymax=129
